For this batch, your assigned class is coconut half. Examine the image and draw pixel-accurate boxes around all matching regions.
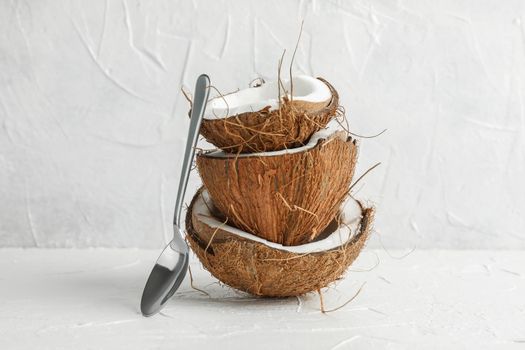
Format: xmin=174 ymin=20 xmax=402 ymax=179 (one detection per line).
xmin=199 ymin=76 xmax=340 ymax=153
xmin=196 ymin=120 xmax=358 ymax=246
xmin=186 ymin=188 xmax=374 ymax=297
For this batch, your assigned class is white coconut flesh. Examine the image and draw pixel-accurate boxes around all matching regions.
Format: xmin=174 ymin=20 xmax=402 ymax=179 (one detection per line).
xmin=204 ymin=75 xmax=332 ymax=120
xmin=193 ymin=190 xmax=363 ymax=254
xmin=202 ymin=118 xmax=343 ymax=158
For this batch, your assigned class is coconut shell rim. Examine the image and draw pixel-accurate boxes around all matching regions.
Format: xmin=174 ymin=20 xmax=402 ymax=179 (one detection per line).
xmin=197 ymin=129 xmax=354 ymax=160
xmin=186 ymin=186 xmax=374 ymax=256
xmin=200 ymin=77 xmax=337 ymax=122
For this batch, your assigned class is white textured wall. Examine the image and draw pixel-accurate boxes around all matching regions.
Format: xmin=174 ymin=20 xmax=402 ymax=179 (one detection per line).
xmin=1 ymin=0 xmax=524 ymax=249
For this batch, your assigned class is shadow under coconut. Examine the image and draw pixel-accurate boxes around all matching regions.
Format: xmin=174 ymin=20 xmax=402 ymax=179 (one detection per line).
xmin=166 ymin=263 xmax=370 ymax=315
xmin=164 ymin=282 xmax=312 ymax=313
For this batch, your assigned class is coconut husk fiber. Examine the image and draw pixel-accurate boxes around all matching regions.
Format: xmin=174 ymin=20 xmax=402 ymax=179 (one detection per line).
xmin=199 ymin=78 xmax=339 ymax=154
xmin=185 ymin=188 xmax=374 ymax=297
xmin=196 ymin=131 xmax=358 ymax=246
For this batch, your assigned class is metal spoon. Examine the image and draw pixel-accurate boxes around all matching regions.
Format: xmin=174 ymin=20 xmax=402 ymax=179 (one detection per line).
xmin=140 ymin=74 xmax=210 ymax=317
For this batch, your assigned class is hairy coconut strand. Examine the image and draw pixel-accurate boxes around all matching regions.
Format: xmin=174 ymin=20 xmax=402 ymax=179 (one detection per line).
xmin=196 ymin=133 xmax=358 ymax=246
xmin=199 ymin=78 xmax=339 ymax=154
xmin=185 ymin=188 xmax=374 ymax=297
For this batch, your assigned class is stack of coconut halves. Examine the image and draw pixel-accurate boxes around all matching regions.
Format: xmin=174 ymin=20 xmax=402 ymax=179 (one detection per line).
xmin=185 ymin=75 xmax=374 ymax=298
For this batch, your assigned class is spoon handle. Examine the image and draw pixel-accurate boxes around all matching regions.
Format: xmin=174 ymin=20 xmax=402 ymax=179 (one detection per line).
xmin=173 ymin=74 xmax=210 ymax=229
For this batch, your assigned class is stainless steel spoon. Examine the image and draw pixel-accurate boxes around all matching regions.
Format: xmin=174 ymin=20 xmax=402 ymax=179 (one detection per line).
xmin=140 ymin=74 xmax=210 ymax=317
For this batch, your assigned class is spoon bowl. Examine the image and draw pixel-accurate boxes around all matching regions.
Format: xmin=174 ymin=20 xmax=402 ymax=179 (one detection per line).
xmin=140 ymin=230 xmax=189 ymax=316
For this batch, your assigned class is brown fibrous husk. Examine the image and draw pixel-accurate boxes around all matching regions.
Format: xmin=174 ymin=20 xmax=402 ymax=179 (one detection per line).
xmin=196 ymin=132 xmax=358 ymax=246
xmin=185 ymin=188 xmax=374 ymax=297
xmin=199 ymin=78 xmax=339 ymax=154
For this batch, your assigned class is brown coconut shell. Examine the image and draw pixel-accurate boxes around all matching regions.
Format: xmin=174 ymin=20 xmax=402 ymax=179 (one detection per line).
xmin=196 ymin=131 xmax=358 ymax=246
xmin=186 ymin=188 xmax=374 ymax=297
xmin=199 ymin=78 xmax=339 ymax=153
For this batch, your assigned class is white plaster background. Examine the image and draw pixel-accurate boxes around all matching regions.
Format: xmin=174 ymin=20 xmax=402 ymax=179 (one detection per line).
xmin=1 ymin=0 xmax=524 ymax=249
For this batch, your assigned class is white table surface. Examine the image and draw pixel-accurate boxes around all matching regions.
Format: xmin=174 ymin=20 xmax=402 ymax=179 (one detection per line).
xmin=0 ymin=248 xmax=523 ymax=349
